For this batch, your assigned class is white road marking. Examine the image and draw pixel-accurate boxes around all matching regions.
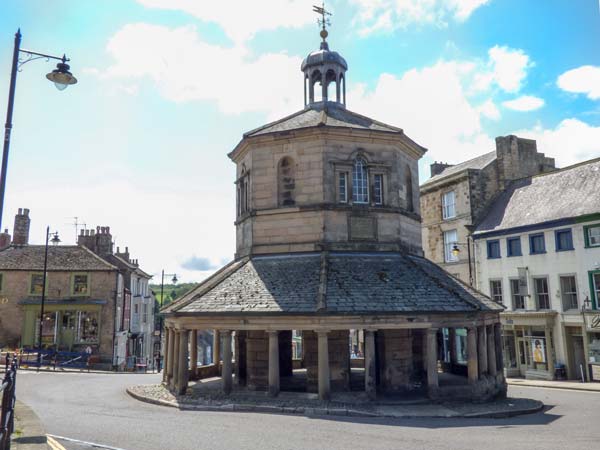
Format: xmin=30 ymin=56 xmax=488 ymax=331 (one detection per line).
xmin=47 ymin=434 xmax=129 ymax=450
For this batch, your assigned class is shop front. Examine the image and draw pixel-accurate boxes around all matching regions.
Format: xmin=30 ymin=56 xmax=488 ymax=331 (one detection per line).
xmin=583 ymin=312 xmax=600 ymax=382
xmin=501 ymin=311 xmax=557 ymax=380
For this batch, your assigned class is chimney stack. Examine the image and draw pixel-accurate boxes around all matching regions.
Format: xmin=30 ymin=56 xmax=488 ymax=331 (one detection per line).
xmin=0 ymin=228 xmax=11 ymax=251
xmin=430 ymin=162 xmax=453 ymax=177
xmin=12 ymin=208 xmax=31 ymax=246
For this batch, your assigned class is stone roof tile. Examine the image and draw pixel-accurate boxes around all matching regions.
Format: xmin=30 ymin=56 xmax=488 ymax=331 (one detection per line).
xmin=0 ymin=245 xmax=117 ymax=271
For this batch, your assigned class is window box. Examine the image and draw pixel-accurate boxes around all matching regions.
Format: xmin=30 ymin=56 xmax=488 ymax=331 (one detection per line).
xmin=529 ymin=233 xmax=546 ymax=254
xmin=555 ymin=229 xmax=574 ymax=252
xmin=507 ymin=237 xmax=522 ymax=257
xmin=487 ymin=240 xmax=501 ymax=259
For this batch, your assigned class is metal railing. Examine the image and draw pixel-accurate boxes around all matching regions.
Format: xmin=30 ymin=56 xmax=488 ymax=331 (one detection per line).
xmin=0 ymin=354 xmax=17 ymax=450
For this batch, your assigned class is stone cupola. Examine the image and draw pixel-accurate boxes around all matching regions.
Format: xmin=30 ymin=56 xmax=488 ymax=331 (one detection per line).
xmin=301 ymin=26 xmax=347 ymax=107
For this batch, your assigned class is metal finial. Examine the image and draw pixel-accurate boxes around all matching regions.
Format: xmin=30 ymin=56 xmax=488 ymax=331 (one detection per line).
xmin=312 ymin=2 xmax=332 ymax=43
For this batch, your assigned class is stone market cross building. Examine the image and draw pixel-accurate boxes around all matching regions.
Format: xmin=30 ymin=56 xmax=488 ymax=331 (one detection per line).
xmin=162 ymin=28 xmax=505 ymax=402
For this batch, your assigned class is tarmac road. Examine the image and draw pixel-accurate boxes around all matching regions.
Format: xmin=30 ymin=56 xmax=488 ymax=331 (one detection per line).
xmin=16 ymin=371 xmax=600 ymax=450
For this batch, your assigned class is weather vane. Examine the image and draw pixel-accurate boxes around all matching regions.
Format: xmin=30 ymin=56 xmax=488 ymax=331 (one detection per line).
xmin=313 ymin=2 xmax=332 ymax=41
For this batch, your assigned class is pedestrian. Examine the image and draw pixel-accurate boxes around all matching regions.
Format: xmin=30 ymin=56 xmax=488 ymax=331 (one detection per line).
xmin=155 ymin=352 xmax=161 ymax=373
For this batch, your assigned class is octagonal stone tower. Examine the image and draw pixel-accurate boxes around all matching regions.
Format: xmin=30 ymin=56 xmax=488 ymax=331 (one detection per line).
xmin=229 ymin=34 xmax=427 ymax=259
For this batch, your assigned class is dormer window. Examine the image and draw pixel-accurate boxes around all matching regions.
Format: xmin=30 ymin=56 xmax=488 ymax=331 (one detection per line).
xmin=352 ymin=157 xmax=369 ymax=203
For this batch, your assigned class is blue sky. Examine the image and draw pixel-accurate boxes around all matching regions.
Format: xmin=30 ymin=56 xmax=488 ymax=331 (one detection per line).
xmin=1 ymin=0 xmax=599 ymax=282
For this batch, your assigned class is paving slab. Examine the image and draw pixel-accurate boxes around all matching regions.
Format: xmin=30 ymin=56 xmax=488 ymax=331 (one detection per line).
xmin=507 ymin=378 xmax=600 ymax=392
xmin=12 ymin=400 xmax=50 ymax=450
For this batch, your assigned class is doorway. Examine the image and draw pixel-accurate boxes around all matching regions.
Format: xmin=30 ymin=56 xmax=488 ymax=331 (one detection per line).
xmin=572 ymin=336 xmax=586 ymax=381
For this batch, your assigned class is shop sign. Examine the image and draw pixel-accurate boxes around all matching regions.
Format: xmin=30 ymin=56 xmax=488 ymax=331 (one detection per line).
xmin=591 ymin=365 xmax=600 ymax=382
xmin=584 ymin=314 xmax=600 ymax=332
xmin=531 ymin=338 xmax=546 ymax=363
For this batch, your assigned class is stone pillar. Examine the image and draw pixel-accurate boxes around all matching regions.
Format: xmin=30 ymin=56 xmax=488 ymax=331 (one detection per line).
xmin=177 ymin=329 xmax=189 ymax=395
xmin=545 ymin=326 xmax=555 ymax=380
xmin=478 ymin=325 xmax=488 ymax=376
xmin=364 ymin=330 xmax=376 ymax=400
xmin=172 ymin=330 xmax=180 ymax=390
xmin=213 ymin=330 xmax=220 ymax=370
xmin=190 ymin=329 xmax=198 ymax=379
xmin=487 ymin=325 xmax=497 ymax=377
xmin=163 ymin=328 xmax=171 ymax=383
xmin=467 ymin=327 xmax=479 ymax=384
xmin=426 ymin=328 xmax=439 ymax=395
xmin=449 ymin=328 xmax=457 ymax=366
xmin=268 ymin=331 xmax=280 ymax=397
xmin=317 ymin=331 xmax=330 ymax=401
xmin=494 ymin=323 xmax=504 ymax=374
xmin=222 ymin=330 xmax=233 ymax=394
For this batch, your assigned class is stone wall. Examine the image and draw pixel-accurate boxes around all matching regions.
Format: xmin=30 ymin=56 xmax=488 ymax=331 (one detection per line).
xmin=377 ymin=329 xmax=415 ymax=392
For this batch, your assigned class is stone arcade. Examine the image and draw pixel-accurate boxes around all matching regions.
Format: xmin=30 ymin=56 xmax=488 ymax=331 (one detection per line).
xmin=161 ymin=26 xmax=506 ymax=402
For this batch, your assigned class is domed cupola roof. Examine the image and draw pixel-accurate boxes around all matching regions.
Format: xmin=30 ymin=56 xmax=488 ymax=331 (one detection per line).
xmin=302 ymin=5 xmax=347 ymax=108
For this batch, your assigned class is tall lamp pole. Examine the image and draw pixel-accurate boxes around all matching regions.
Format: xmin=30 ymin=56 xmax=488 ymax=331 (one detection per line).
xmin=159 ymin=270 xmax=177 ymax=361
xmin=451 ymin=237 xmax=473 ymax=286
xmin=1 ymin=29 xmax=77 ymax=229
xmin=36 ymin=226 xmax=60 ymax=369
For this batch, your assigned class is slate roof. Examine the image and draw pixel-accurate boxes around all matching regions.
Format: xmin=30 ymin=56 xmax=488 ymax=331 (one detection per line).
xmin=244 ymin=102 xmax=405 ymax=138
xmin=0 ymin=245 xmax=117 ymax=271
xmin=421 ymin=151 xmax=496 ymax=187
xmin=475 ymin=158 xmax=600 ymax=235
xmin=165 ymin=252 xmax=502 ymax=315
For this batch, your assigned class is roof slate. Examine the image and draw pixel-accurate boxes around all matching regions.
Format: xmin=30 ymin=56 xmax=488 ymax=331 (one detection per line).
xmin=169 ymin=252 xmax=502 ymax=315
xmin=244 ymin=103 xmax=404 ymax=138
xmin=421 ymin=151 xmax=496 ymax=187
xmin=475 ymin=158 xmax=600 ymax=235
xmin=0 ymin=245 xmax=117 ymax=271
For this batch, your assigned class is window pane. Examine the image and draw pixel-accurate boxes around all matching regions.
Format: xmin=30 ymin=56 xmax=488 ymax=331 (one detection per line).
xmin=73 ymin=275 xmax=89 ymax=295
xmin=560 ymin=276 xmax=578 ymax=310
xmin=373 ymin=174 xmax=383 ymax=205
xmin=535 ymin=278 xmax=550 ymax=309
xmin=530 ymin=234 xmax=545 ymax=253
xmin=30 ymin=274 xmax=44 ymax=295
xmin=352 ymin=158 xmax=369 ymax=203
xmin=78 ymin=311 xmax=99 ymax=344
xmin=508 ymin=238 xmax=521 ymax=256
xmin=339 ymin=172 xmax=347 ymax=203
xmin=487 ymin=241 xmax=500 ymax=258
xmin=588 ymin=226 xmax=600 ymax=246
xmin=511 ymin=279 xmax=525 ymax=309
xmin=442 ymin=191 xmax=456 ymax=219
xmin=443 ymin=230 xmax=458 ymax=262
xmin=490 ymin=280 xmax=503 ymax=304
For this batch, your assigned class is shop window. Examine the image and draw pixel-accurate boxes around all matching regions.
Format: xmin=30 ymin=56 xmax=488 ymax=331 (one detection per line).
xmin=35 ymin=312 xmax=57 ymax=345
xmin=529 ymin=233 xmax=546 ymax=254
xmin=352 ymin=157 xmax=369 ymax=203
xmin=510 ymin=279 xmax=525 ymax=309
xmin=443 ymin=229 xmax=458 ymax=263
xmin=78 ymin=311 xmax=99 ymax=344
xmin=584 ymin=224 xmax=600 ymax=248
xmin=555 ymin=229 xmax=574 ymax=251
xmin=338 ymin=172 xmax=348 ymax=203
xmin=534 ymin=277 xmax=550 ymax=310
xmin=487 ymin=240 xmax=501 ymax=259
xmin=442 ymin=191 xmax=456 ymax=219
xmin=30 ymin=273 xmax=44 ymax=295
xmin=72 ymin=274 xmax=89 ymax=296
xmin=489 ymin=279 xmax=503 ymax=304
xmin=507 ymin=237 xmax=522 ymax=257
xmin=373 ymin=174 xmax=383 ymax=205
xmin=560 ymin=276 xmax=578 ymax=310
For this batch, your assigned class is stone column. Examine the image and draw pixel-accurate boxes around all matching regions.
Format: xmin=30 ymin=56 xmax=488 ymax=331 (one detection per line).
xmin=487 ymin=325 xmax=497 ymax=377
xmin=494 ymin=323 xmax=504 ymax=374
xmin=222 ymin=330 xmax=233 ymax=394
xmin=467 ymin=326 xmax=479 ymax=384
xmin=364 ymin=330 xmax=376 ymax=400
xmin=478 ymin=325 xmax=488 ymax=376
xmin=172 ymin=330 xmax=180 ymax=390
xmin=426 ymin=328 xmax=439 ymax=395
xmin=163 ymin=328 xmax=171 ymax=383
xmin=190 ymin=329 xmax=198 ymax=379
xmin=317 ymin=331 xmax=330 ymax=401
xmin=449 ymin=328 xmax=457 ymax=366
xmin=213 ymin=330 xmax=221 ymax=371
xmin=268 ymin=331 xmax=280 ymax=397
xmin=177 ymin=329 xmax=189 ymax=395
xmin=545 ymin=326 xmax=555 ymax=380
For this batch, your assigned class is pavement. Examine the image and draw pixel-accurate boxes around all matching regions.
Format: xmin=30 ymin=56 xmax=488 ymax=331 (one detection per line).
xmin=14 ymin=371 xmax=600 ymax=450
xmin=507 ymin=377 xmax=600 ymax=392
xmin=12 ymin=400 xmax=49 ymax=450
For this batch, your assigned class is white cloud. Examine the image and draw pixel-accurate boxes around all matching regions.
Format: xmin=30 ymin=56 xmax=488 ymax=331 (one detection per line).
xmin=136 ymin=0 xmax=315 ymax=44
xmin=351 ymin=0 xmax=490 ymax=35
xmin=487 ymin=45 xmax=531 ymax=93
xmin=502 ymin=95 xmax=544 ymax=111
xmin=557 ymin=65 xmax=600 ymax=100
xmin=478 ymin=99 xmax=501 ymax=120
xmin=93 ymin=23 xmax=303 ymax=116
xmin=513 ymin=119 xmax=600 ymax=167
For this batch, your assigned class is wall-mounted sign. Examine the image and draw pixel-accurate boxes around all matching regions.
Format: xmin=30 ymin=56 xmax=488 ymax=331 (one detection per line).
xmin=517 ymin=267 xmax=529 ymax=295
xmin=584 ymin=314 xmax=600 ymax=332
xmin=531 ymin=338 xmax=546 ymax=363
xmin=591 ymin=364 xmax=600 ymax=382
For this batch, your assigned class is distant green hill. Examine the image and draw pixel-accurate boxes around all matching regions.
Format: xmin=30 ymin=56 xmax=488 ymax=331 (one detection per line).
xmin=150 ymin=282 xmax=199 ymax=308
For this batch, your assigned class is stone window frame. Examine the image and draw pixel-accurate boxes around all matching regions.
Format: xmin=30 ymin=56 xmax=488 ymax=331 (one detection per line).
xmin=558 ymin=274 xmax=579 ymax=311
xmin=71 ymin=272 xmax=90 ymax=297
xmin=352 ymin=156 xmax=370 ymax=204
xmin=29 ymin=272 xmax=45 ymax=296
xmin=235 ymin=165 xmax=251 ymax=218
xmin=337 ymin=171 xmax=348 ymax=203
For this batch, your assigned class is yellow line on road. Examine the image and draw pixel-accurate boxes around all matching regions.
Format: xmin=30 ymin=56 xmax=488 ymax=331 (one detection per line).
xmin=47 ymin=435 xmax=67 ymax=450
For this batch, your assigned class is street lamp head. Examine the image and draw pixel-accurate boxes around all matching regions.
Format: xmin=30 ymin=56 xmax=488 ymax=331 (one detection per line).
xmin=50 ymin=232 xmax=60 ymax=246
xmin=172 ymin=274 xmax=178 ymax=284
xmin=451 ymin=244 xmax=460 ymax=257
xmin=46 ymin=57 xmax=77 ymax=91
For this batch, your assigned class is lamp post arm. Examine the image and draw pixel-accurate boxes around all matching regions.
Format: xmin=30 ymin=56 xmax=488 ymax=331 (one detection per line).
xmin=19 ymin=48 xmax=68 ymax=63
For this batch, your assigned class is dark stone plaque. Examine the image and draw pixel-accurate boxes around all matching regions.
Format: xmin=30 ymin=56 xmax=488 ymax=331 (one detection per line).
xmin=349 ymin=215 xmax=376 ymax=240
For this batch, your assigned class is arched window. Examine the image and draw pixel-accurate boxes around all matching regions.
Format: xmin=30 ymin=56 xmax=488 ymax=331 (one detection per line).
xmin=352 ymin=157 xmax=369 ymax=203
xmin=278 ymin=157 xmax=295 ymax=206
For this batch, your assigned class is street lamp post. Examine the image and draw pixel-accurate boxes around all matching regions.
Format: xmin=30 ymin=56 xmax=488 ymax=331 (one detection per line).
xmin=451 ymin=237 xmax=473 ymax=286
xmin=1 ymin=29 xmax=77 ymax=229
xmin=36 ymin=226 xmax=60 ymax=369
xmin=158 ymin=270 xmax=177 ymax=366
